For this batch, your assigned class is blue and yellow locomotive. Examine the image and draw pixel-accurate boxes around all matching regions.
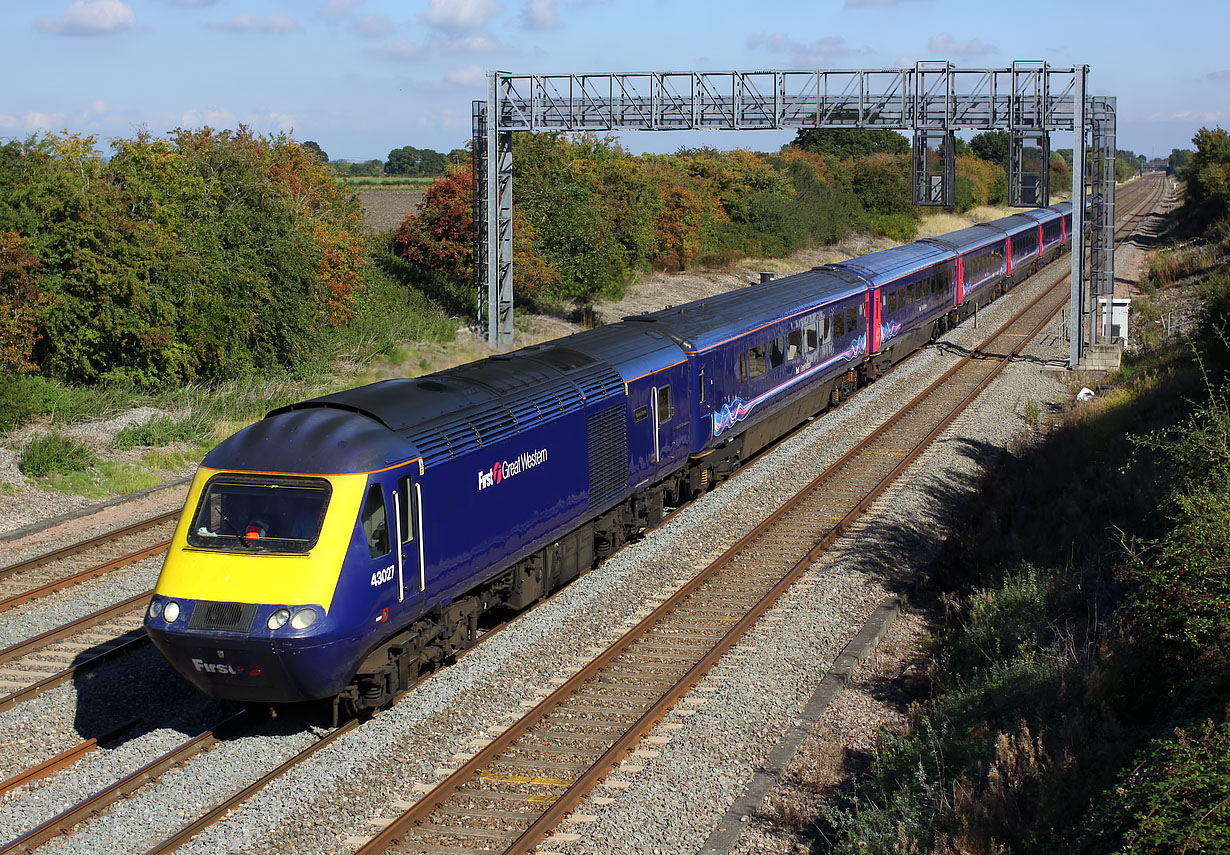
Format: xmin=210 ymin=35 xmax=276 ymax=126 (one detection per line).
xmin=145 ymin=202 xmax=1072 ymax=712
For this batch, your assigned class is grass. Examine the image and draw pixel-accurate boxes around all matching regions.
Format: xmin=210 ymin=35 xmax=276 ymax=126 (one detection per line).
xmin=19 ymin=433 xmax=98 ymax=479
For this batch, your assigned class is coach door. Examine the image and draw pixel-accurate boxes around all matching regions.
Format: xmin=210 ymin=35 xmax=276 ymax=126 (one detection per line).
xmin=650 ymin=383 xmax=674 ymax=474
xmin=956 ymin=256 xmax=966 ymax=304
xmin=393 ymin=473 xmax=425 ymax=606
xmin=868 ymin=291 xmax=882 ymax=353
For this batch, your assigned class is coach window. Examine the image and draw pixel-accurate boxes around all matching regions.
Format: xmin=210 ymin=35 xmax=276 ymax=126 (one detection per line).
xmin=657 ymin=385 xmax=672 ymax=422
xmin=769 ymin=337 xmax=785 ymax=368
xmin=833 ymin=311 xmax=845 ymax=338
xmin=822 ymin=316 xmax=832 ymax=343
xmin=738 ymin=352 xmax=747 ymax=383
xmin=787 ymin=329 xmax=801 ymax=360
xmin=805 ymin=322 xmax=818 ymax=353
xmin=748 ymin=345 xmax=766 ymax=378
xmin=361 ymin=484 xmax=389 ymax=559
xmin=846 ymin=308 xmax=858 ymax=333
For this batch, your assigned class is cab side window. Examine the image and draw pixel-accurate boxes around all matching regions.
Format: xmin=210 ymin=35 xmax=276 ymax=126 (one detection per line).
xmin=657 ymin=385 xmax=672 ymax=422
xmin=397 ymin=477 xmax=414 ymax=544
xmin=361 ymin=484 xmax=389 ymax=558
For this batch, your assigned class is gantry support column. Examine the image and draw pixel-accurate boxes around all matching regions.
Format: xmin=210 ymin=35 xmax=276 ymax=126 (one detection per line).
xmin=484 ymin=73 xmax=515 ymax=349
xmin=1069 ymin=66 xmax=1087 ymax=367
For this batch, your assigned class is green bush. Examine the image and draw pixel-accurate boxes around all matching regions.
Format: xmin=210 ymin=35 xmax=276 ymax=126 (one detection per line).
xmin=1090 ymin=715 xmax=1230 ymax=854
xmin=19 ymin=433 xmax=97 ymax=478
xmin=112 ymin=414 xmax=210 ymax=449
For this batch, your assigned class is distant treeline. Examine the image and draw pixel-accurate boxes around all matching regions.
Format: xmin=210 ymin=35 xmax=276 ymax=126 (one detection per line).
xmin=302 ymin=140 xmax=462 ymax=179
xmin=395 ymin=129 xmax=1083 ymax=309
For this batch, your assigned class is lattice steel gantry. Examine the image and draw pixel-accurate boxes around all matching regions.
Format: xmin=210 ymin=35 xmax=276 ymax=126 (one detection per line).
xmin=473 ymin=63 xmax=1115 ymax=368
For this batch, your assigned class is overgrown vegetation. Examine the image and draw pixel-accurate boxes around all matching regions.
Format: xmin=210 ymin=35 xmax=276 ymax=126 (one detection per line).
xmin=815 ymin=126 xmax=1230 ymax=855
xmin=395 ymin=131 xmax=1024 ymax=308
xmin=0 ymin=129 xmax=456 ymax=389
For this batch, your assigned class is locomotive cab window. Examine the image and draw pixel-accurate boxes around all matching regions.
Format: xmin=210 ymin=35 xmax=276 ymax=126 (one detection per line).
xmin=186 ymin=474 xmax=331 ymax=554
xmin=833 ymin=312 xmax=845 ymax=338
xmin=360 ymin=484 xmax=390 ymax=559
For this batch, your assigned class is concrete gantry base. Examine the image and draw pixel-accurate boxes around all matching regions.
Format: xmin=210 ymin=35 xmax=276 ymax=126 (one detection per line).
xmin=1081 ymin=340 xmax=1124 ymax=372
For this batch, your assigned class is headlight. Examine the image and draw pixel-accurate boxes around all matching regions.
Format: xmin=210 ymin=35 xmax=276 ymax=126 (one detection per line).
xmin=290 ymin=607 xmax=319 ymax=630
xmin=163 ymin=601 xmax=180 ymax=623
xmin=267 ymin=608 xmax=291 ymax=630
xmin=148 ymin=600 xmax=163 ymax=619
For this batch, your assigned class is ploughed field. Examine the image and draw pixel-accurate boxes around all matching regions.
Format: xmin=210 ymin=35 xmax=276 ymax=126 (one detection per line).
xmin=358 ymin=187 xmax=428 ymax=233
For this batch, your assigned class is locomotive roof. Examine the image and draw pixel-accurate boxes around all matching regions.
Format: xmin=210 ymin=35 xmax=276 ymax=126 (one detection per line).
xmin=827 ymin=241 xmax=954 ymax=287
xmin=921 ymin=223 xmax=1007 ymax=254
xmin=620 ymin=267 xmax=866 ymax=354
xmin=992 ymin=213 xmax=1046 ymax=236
xmin=203 ymin=406 xmax=411 ymax=475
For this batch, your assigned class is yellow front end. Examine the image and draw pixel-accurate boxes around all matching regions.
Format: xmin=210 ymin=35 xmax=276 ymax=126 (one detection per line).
xmin=155 ymin=467 xmax=369 ymax=610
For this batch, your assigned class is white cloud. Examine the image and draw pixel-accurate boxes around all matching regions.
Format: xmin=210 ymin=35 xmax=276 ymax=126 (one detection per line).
xmin=265 ymin=112 xmax=297 ymax=131
xmin=28 ymin=112 xmax=68 ymax=130
xmin=208 ymin=14 xmax=300 ymax=34
xmin=353 ymin=14 xmax=393 ymax=37
xmin=431 ymin=32 xmax=506 ymax=53
xmin=34 ymin=0 xmax=135 ymax=36
xmin=420 ymin=0 xmax=502 ymax=33
xmin=179 ymin=107 xmax=238 ymax=127
xmin=520 ymin=0 xmax=560 ymax=30
xmin=927 ymin=33 xmax=995 ymax=58
xmin=381 ymin=38 xmax=423 ymax=61
xmin=445 ymin=64 xmax=487 ymax=86
xmin=318 ymin=0 xmax=363 ymax=21
xmin=747 ymin=33 xmax=858 ymax=67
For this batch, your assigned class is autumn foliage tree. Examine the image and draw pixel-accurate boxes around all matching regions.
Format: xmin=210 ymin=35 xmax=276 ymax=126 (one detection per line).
xmin=0 ymin=128 xmax=370 ymax=385
xmin=0 ymin=230 xmax=50 ymax=373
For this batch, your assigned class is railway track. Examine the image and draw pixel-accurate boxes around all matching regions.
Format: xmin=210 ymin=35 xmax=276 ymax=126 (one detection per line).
xmin=0 ymin=179 xmax=1163 ymax=855
xmin=0 ymin=511 xmax=176 ymax=613
xmin=345 ymin=178 xmax=1165 ymax=855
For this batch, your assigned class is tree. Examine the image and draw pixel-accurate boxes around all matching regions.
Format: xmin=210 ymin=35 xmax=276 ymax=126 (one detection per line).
xmin=1169 ymin=148 xmax=1194 ymax=173
xmin=302 ymin=140 xmax=329 ymax=164
xmin=0 ymin=230 xmax=51 ymax=373
xmin=970 ymin=131 xmax=1011 ymax=167
xmin=385 ymin=146 xmax=447 ymax=177
xmin=792 ymin=128 xmax=909 ymax=159
xmin=1185 ymin=126 xmax=1230 ymax=221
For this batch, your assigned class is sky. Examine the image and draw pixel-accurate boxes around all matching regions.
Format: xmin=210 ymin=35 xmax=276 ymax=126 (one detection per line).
xmin=3 ymin=0 xmax=1228 ymax=162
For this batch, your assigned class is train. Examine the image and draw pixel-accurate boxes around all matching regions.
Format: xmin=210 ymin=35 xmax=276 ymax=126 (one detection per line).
xmin=144 ymin=200 xmax=1073 ymax=716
